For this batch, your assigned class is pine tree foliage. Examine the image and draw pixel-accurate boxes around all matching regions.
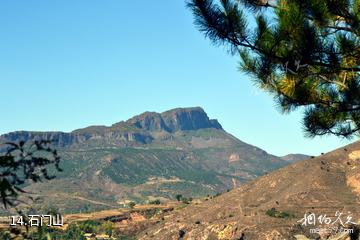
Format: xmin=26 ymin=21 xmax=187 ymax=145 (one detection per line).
xmin=187 ymin=0 xmax=360 ymax=137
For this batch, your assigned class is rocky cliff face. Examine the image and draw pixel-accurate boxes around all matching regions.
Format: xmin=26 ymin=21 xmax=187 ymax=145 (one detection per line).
xmin=0 ymin=131 xmax=75 ymax=148
xmin=127 ymin=107 xmax=222 ymax=132
xmin=0 ymin=107 xmax=222 ymax=148
xmin=161 ymin=107 xmax=222 ymax=132
xmin=126 ymin=112 xmax=170 ymax=132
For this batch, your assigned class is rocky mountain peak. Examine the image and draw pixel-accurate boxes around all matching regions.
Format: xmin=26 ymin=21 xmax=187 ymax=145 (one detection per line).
xmin=0 ymin=107 xmax=223 ymax=149
xmin=126 ymin=107 xmax=222 ymax=132
xmin=126 ymin=112 xmax=170 ymax=132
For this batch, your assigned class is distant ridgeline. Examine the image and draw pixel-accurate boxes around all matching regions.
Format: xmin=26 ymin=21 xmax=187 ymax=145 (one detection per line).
xmin=0 ymin=107 xmax=292 ymax=213
xmin=1 ymin=107 xmax=223 ymax=148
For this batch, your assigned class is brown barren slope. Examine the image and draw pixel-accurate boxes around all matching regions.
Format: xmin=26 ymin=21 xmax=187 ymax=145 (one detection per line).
xmin=137 ymin=141 xmax=360 ymax=240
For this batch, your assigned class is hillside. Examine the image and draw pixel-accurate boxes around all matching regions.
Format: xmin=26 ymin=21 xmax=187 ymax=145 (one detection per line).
xmin=136 ymin=141 xmax=360 ymax=239
xmin=0 ymin=107 xmax=289 ymax=214
xmin=281 ymin=154 xmax=311 ymax=163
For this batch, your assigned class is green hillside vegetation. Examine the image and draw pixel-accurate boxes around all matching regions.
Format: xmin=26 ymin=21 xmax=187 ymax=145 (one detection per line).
xmin=0 ymin=107 xmax=289 ymax=214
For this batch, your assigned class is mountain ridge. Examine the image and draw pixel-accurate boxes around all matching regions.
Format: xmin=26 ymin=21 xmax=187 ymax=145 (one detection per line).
xmin=281 ymin=153 xmax=311 ymax=163
xmin=0 ymin=107 xmax=223 ymax=148
xmin=0 ymin=107 xmax=293 ymax=214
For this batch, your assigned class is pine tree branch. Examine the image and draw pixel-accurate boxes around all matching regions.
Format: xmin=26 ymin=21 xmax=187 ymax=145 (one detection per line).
xmin=325 ymin=25 xmax=358 ymax=35
xmin=235 ymin=0 xmax=277 ymax=9
xmin=316 ymin=74 xmax=348 ymax=89
xmin=311 ymin=61 xmax=360 ymax=72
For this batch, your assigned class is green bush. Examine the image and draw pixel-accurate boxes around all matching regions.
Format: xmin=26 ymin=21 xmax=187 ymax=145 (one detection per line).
xmin=265 ymin=208 xmax=294 ymax=218
xmin=64 ymin=223 xmax=86 ymax=240
xmin=100 ymin=221 xmax=114 ymax=237
xmin=77 ymin=220 xmax=101 ymax=233
xmin=128 ymin=202 xmax=136 ymax=209
xmin=0 ymin=230 xmax=11 ymax=240
xmin=175 ymin=194 xmax=183 ymax=201
xmin=149 ymin=199 xmax=161 ymax=205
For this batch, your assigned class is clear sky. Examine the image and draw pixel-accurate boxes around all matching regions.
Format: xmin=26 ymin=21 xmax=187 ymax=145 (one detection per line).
xmin=0 ymin=0 xmax=355 ymax=156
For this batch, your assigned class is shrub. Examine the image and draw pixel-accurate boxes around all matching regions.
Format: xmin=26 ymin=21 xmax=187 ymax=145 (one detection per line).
xmin=100 ymin=221 xmax=114 ymax=237
xmin=77 ymin=220 xmax=101 ymax=233
xmin=128 ymin=202 xmax=136 ymax=209
xmin=149 ymin=199 xmax=161 ymax=205
xmin=181 ymin=197 xmax=191 ymax=204
xmin=175 ymin=194 xmax=183 ymax=201
xmin=64 ymin=223 xmax=86 ymax=240
xmin=265 ymin=208 xmax=294 ymax=218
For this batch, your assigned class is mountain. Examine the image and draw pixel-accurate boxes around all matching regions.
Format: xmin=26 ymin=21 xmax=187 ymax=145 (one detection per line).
xmin=0 ymin=107 xmax=289 ymax=213
xmin=1 ymin=107 xmax=223 ymax=148
xmin=137 ymin=141 xmax=360 ymax=239
xmin=281 ymin=153 xmax=311 ymax=163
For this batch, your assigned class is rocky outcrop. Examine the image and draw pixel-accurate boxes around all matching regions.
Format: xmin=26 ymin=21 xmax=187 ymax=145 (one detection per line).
xmin=0 ymin=107 xmax=221 ymax=148
xmin=161 ymin=107 xmax=222 ymax=132
xmin=0 ymin=129 xmax=153 ymax=149
xmin=127 ymin=107 xmax=223 ymax=132
xmin=0 ymin=131 xmax=75 ymax=148
xmin=126 ymin=112 xmax=170 ymax=132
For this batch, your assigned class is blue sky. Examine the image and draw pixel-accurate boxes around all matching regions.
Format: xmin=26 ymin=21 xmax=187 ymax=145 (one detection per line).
xmin=0 ymin=0 xmax=354 ymax=156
